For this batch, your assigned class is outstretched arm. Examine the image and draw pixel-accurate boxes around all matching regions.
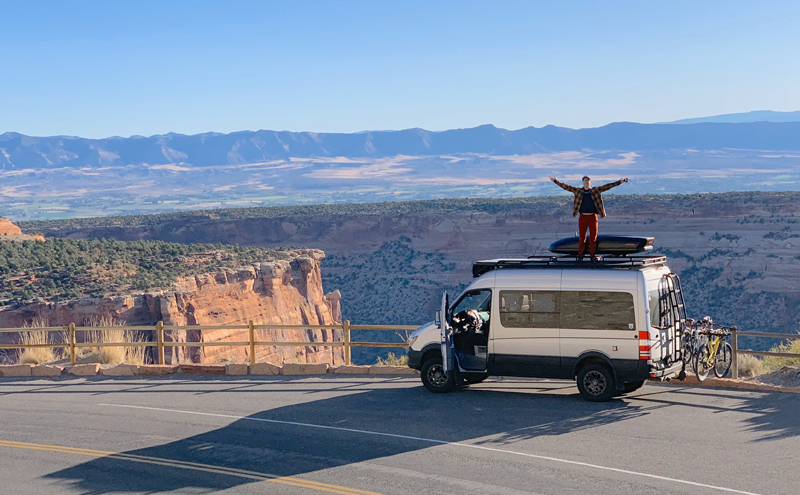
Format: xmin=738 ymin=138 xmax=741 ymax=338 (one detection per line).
xmin=596 ymin=177 xmax=628 ymax=192
xmin=549 ymin=176 xmax=580 ymax=193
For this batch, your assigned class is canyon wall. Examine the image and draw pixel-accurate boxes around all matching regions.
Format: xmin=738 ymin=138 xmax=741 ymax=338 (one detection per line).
xmin=20 ymin=192 xmax=800 ymax=353
xmin=0 ymin=249 xmax=344 ymax=365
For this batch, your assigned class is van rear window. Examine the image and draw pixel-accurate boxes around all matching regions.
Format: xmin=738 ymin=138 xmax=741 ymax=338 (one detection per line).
xmin=499 ymin=290 xmax=635 ymax=330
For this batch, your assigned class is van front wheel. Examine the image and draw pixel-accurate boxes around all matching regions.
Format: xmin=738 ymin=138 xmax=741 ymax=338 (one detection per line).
xmin=421 ymin=356 xmax=457 ymax=393
xmin=577 ymin=364 xmax=616 ymax=402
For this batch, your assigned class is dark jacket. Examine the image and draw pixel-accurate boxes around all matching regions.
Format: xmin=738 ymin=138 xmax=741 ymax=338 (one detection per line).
xmin=552 ymin=179 xmax=625 ymax=218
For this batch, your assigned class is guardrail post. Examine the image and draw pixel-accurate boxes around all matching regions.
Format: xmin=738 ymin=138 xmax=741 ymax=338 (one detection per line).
xmin=157 ymin=321 xmax=165 ymax=365
xmin=731 ymin=326 xmax=739 ymax=380
xmin=344 ymin=320 xmax=351 ymax=366
xmin=248 ymin=320 xmax=256 ymax=365
xmin=69 ymin=323 xmax=76 ymax=366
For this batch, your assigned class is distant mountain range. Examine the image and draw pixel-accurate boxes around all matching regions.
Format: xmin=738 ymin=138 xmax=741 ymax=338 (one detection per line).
xmin=3 ymin=118 xmax=800 ymax=221
xmin=663 ymin=110 xmax=800 ymax=125
xmin=3 ymin=120 xmax=800 ymax=170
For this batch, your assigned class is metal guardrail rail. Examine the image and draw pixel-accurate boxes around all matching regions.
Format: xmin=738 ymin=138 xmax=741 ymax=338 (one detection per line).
xmin=0 ymin=320 xmax=417 ymax=366
xmin=730 ymin=328 xmax=800 ymax=379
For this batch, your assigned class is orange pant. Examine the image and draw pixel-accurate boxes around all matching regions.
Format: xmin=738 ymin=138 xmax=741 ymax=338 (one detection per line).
xmin=578 ymin=214 xmax=598 ymax=257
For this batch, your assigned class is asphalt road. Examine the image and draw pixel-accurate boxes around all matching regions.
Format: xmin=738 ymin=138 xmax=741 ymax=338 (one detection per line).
xmin=0 ymin=375 xmax=797 ymax=495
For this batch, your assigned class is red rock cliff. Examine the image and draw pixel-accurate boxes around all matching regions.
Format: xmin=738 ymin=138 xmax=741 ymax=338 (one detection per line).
xmin=0 ymin=249 xmax=343 ymax=365
xmin=0 ymin=217 xmax=22 ymax=236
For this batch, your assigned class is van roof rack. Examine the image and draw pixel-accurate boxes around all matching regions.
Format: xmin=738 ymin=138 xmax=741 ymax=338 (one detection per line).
xmin=472 ymin=255 xmax=667 ymax=278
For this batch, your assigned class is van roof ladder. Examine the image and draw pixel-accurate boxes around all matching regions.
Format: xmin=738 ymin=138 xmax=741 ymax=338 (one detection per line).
xmin=659 ymin=273 xmax=687 ymax=367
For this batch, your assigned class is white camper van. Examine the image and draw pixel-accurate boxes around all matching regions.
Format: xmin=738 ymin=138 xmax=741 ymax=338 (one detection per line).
xmin=407 ymin=254 xmax=686 ymax=401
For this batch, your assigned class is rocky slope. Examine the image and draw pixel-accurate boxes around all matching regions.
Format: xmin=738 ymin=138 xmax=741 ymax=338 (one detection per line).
xmin=0 ymin=249 xmax=344 ymax=365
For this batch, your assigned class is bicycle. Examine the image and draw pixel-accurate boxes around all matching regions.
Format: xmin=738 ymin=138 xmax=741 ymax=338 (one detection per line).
xmin=694 ymin=324 xmax=733 ymax=381
xmin=681 ymin=316 xmax=713 ymax=366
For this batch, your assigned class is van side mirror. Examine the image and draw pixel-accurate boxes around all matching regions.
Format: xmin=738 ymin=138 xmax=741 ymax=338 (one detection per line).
xmin=434 ymin=310 xmax=441 ymax=326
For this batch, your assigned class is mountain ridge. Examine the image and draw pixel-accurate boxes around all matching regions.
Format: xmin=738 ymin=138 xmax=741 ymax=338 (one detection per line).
xmin=4 ymin=121 xmax=800 ymax=170
xmin=664 ymin=110 xmax=800 ymax=125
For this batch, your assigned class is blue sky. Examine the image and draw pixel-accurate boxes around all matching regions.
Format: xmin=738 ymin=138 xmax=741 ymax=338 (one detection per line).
xmin=2 ymin=0 xmax=799 ymax=138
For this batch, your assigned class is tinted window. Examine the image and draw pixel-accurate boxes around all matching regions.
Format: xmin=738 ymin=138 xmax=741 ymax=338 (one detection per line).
xmin=560 ymin=291 xmax=635 ymax=330
xmin=499 ymin=290 xmax=560 ymax=328
xmin=648 ymin=279 xmax=677 ymax=329
xmin=452 ymin=290 xmax=491 ymax=315
xmin=648 ymin=289 xmax=663 ymax=328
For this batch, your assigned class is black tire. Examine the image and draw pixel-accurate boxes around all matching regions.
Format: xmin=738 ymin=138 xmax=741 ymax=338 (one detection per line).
xmin=420 ymin=356 xmax=457 ymax=393
xmin=714 ymin=342 xmax=733 ymax=378
xmin=463 ymin=375 xmax=488 ymax=385
xmin=695 ymin=343 xmax=712 ymax=382
xmin=576 ymin=364 xmax=616 ymax=402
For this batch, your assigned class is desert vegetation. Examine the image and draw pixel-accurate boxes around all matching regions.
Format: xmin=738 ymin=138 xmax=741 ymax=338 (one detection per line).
xmin=738 ymin=339 xmax=800 ymax=378
xmin=0 ymin=238 xmax=288 ymax=304
xmin=20 ymin=191 xmax=800 ymax=233
xmin=14 ymin=316 xmax=148 ymax=366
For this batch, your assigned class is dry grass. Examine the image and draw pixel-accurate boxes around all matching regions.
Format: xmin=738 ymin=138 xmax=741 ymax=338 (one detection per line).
xmin=738 ymin=338 xmax=800 ymax=378
xmin=16 ymin=317 xmax=57 ymax=365
xmin=375 ymin=352 xmax=408 ymax=366
xmin=762 ymin=339 xmax=800 ymax=371
xmin=737 ymin=354 xmax=767 ymax=378
xmin=82 ymin=316 xmax=147 ymax=365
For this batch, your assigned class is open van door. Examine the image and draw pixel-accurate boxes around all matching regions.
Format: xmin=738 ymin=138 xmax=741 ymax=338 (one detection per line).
xmin=440 ymin=291 xmax=454 ymax=374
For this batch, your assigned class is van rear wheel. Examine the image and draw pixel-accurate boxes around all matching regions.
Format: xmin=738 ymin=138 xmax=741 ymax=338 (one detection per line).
xmin=421 ymin=356 xmax=457 ymax=393
xmin=577 ymin=364 xmax=616 ymax=402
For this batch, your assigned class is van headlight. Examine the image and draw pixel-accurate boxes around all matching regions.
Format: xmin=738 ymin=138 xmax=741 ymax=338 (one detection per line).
xmin=409 ymin=335 xmax=418 ymax=348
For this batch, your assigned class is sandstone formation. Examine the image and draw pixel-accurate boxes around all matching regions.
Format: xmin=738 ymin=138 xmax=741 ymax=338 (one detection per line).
xmin=0 ymin=249 xmax=344 ymax=366
xmin=0 ymin=217 xmax=44 ymax=241
xmin=0 ymin=217 xmax=22 ymax=236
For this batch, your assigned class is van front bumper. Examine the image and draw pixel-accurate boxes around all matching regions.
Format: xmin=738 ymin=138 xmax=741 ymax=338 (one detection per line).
xmin=407 ymin=348 xmax=422 ymax=370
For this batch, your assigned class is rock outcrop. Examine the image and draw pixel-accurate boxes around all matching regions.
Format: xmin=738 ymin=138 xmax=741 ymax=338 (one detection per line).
xmin=0 ymin=217 xmax=44 ymax=242
xmin=0 ymin=249 xmax=344 ymax=365
xmin=0 ymin=217 xmax=22 ymax=236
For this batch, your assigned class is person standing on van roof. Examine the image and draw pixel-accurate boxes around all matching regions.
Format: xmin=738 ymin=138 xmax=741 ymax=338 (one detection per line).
xmin=548 ymin=176 xmax=629 ymax=259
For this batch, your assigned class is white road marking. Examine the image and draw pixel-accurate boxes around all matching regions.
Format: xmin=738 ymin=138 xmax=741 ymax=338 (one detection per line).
xmin=99 ymin=403 xmax=762 ymax=495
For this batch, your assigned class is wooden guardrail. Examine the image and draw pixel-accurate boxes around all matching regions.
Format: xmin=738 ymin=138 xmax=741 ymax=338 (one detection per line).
xmin=731 ymin=327 xmax=800 ymax=379
xmin=0 ymin=321 xmax=418 ymax=367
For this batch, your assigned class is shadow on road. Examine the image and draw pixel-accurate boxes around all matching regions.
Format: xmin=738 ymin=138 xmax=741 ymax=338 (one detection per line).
xmin=19 ymin=377 xmax=800 ymax=493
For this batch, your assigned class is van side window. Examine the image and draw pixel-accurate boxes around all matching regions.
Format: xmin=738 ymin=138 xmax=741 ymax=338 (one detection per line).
xmin=560 ymin=291 xmax=635 ymax=330
xmin=499 ymin=290 xmax=560 ymax=328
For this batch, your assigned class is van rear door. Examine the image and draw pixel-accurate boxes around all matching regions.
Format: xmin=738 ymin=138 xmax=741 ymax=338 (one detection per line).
xmin=646 ymin=273 xmax=685 ymax=374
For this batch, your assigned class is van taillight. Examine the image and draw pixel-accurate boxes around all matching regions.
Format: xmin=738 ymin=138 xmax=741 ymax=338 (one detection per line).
xmin=638 ymin=330 xmax=651 ymax=360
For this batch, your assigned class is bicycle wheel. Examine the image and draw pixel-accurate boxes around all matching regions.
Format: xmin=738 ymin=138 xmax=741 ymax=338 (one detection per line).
xmin=714 ymin=342 xmax=733 ymax=378
xmin=681 ymin=335 xmax=696 ymax=366
xmin=694 ymin=343 xmax=712 ymax=382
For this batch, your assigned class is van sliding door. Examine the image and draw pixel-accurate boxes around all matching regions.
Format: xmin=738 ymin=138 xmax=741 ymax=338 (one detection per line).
xmin=490 ymin=270 xmax=563 ymax=378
